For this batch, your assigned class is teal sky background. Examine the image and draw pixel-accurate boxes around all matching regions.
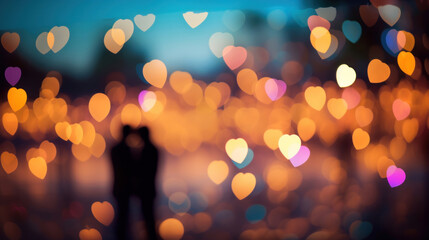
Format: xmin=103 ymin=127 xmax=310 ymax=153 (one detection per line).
xmin=0 ymin=0 xmax=310 ymax=79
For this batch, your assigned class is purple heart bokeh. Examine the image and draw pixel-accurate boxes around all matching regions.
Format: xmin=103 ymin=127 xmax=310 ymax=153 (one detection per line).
xmin=290 ymin=145 xmax=310 ymax=167
xmin=5 ymin=67 xmax=21 ymax=86
xmin=386 ymin=165 xmax=406 ymax=188
xmin=265 ymin=78 xmax=287 ymax=101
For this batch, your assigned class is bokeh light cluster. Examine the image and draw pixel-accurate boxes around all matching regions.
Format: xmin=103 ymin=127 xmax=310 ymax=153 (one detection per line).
xmin=1 ymin=0 xmax=429 ymax=239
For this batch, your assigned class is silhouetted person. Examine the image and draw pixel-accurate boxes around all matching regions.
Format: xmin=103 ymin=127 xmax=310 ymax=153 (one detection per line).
xmin=134 ymin=127 xmax=159 ymax=240
xmin=111 ymin=125 xmax=133 ymax=240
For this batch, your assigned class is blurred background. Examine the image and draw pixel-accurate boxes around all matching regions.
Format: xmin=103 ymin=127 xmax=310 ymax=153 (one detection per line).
xmin=1 ymin=0 xmax=429 ymax=239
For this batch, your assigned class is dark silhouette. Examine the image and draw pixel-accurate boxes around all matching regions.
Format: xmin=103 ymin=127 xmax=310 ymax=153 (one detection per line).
xmin=134 ymin=126 xmax=159 ymax=240
xmin=110 ymin=125 xmax=133 ymax=240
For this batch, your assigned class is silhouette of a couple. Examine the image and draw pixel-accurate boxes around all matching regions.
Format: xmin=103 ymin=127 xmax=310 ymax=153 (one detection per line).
xmin=111 ymin=126 xmax=159 ymax=240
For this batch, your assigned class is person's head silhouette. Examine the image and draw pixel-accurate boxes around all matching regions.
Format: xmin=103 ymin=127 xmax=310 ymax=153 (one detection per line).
xmin=138 ymin=126 xmax=150 ymax=141
xmin=121 ymin=125 xmax=132 ymax=141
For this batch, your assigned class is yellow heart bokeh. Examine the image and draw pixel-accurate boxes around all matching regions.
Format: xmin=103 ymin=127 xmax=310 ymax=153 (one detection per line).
xmin=47 ymin=32 xmax=55 ymax=49
xmin=69 ymin=123 xmax=84 ymax=144
xmin=91 ymin=201 xmax=115 ymax=226
xmin=397 ymin=51 xmax=415 ymax=76
xmin=207 ymin=160 xmax=229 ymax=185
xmin=183 ymin=11 xmax=208 ymax=28
xmin=90 ymin=133 xmax=106 ymax=158
xmin=104 ymin=28 xmax=124 ymax=54
xmin=1 ymin=152 xmax=18 ymax=174
xmin=368 ymin=59 xmax=390 ymax=83
xmin=7 ymin=87 xmax=27 ymax=112
xmin=48 ymin=26 xmax=70 ymax=53
xmin=304 ymin=86 xmax=326 ymax=111
xmin=39 ymin=140 xmax=57 ymax=163
xmin=143 ymin=59 xmax=167 ymax=88
xmin=310 ymin=27 xmax=331 ymax=53
xmin=297 ymin=118 xmax=316 ymax=142
xmin=397 ymin=30 xmax=415 ymax=52
xmin=278 ymin=134 xmax=301 ymax=159
xmin=336 ymin=64 xmax=356 ymax=88
xmin=237 ymin=68 xmax=258 ymax=95
xmin=159 ymin=218 xmax=184 ymax=240
xmin=80 ymin=121 xmax=96 ymax=147
xmin=28 ymin=156 xmax=47 ymax=179
xmin=2 ymin=112 xmax=18 ymax=136
xmin=402 ymin=118 xmax=418 ymax=143
xmin=113 ymin=19 xmax=134 ymax=43
xmin=89 ymin=93 xmax=111 ymax=122
xmin=317 ymin=34 xmax=338 ymax=59
xmin=352 ymin=128 xmax=370 ymax=150
xmin=327 ymin=98 xmax=348 ymax=119
xmin=55 ymin=121 xmax=72 ymax=141
xmin=231 ymin=172 xmax=256 ymax=200
xmin=169 ymin=71 xmax=193 ymax=94
xmin=79 ymin=228 xmax=102 ymax=240
xmin=263 ymin=129 xmax=283 ymax=150
xmin=225 ymin=138 xmax=248 ymax=164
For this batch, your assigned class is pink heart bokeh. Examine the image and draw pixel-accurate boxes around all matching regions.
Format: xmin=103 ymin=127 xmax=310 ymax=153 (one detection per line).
xmin=265 ymin=78 xmax=287 ymax=101
xmin=386 ymin=165 xmax=406 ymax=188
xmin=289 ymin=145 xmax=310 ymax=167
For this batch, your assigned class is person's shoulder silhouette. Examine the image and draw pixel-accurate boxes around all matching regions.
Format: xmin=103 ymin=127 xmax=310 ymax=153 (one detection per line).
xmin=111 ymin=125 xmax=133 ymax=198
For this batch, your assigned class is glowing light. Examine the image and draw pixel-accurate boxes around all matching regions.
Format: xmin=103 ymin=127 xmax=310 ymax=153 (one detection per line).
xmin=143 ymin=59 xmax=167 ymax=88
xmin=207 ymin=160 xmax=229 ymax=184
xmin=223 ymin=46 xmax=247 ymax=70
xmin=138 ymin=90 xmax=157 ymax=112
xmin=327 ymin=98 xmax=348 ymax=119
xmin=289 ymin=145 xmax=310 ymax=167
xmin=134 ymin=14 xmax=155 ymax=32
xmin=91 ymin=201 xmax=114 ymax=226
xmin=183 ymin=11 xmax=208 ymax=28
xmin=278 ymin=134 xmax=301 ymax=159
xmin=1 ymin=152 xmax=18 ymax=174
xmin=264 ymin=78 xmax=286 ymax=101
xmin=225 ymin=138 xmax=248 ymax=164
xmin=28 ymin=157 xmax=47 ymax=179
xmin=231 ymin=172 xmax=256 ymax=200
xmin=342 ymin=20 xmax=362 ymax=43
xmin=2 ymin=113 xmax=18 ymax=135
xmin=392 ymin=99 xmax=410 ymax=121
xmin=305 ymin=86 xmax=326 ymax=111
xmin=79 ymin=228 xmax=102 ymax=240
xmin=89 ymin=93 xmax=111 ymax=122
xmin=336 ymin=64 xmax=356 ymax=88
xmin=159 ymin=218 xmax=184 ymax=240
xmin=310 ymin=27 xmax=331 ymax=53
xmin=378 ymin=5 xmax=401 ymax=27
xmin=352 ymin=128 xmax=370 ymax=150
xmin=397 ymin=51 xmax=415 ymax=76
xmin=368 ymin=59 xmax=390 ymax=83
xmin=386 ymin=165 xmax=406 ymax=188
xmin=7 ymin=87 xmax=27 ymax=112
